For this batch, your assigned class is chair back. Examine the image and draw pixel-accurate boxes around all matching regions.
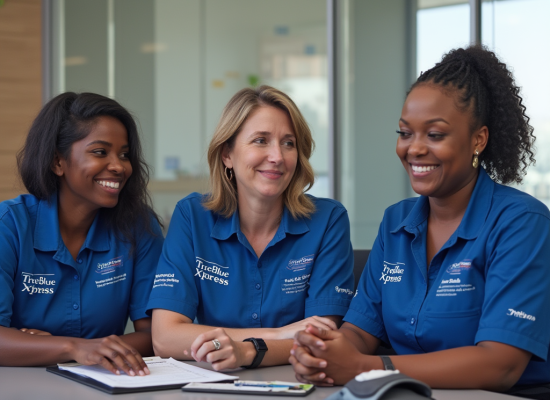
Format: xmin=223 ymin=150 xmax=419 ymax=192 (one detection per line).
xmin=353 ymin=249 xmax=370 ymax=290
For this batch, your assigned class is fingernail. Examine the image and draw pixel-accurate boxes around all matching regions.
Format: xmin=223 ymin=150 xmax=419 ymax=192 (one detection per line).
xmin=138 ymin=370 xmax=145 ymax=376
xmin=319 ymin=373 xmax=326 ymax=379
xmin=115 ymin=370 xmax=121 ymax=375
xmin=144 ymin=367 xmax=150 ymax=374
xmin=316 ymin=341 xmax=323 ymax=347
xmin=290 ymin=349 xmax=295 ymax=355
xmin=129 ymin=369 xmax=136 ymax=376
xmin=183 ymin=350 xmax=189 ymax=355
xmin=320 ymin=361 xmax=327 ymax=367
xmin=327 ymin=378 xmax=334 ymax=384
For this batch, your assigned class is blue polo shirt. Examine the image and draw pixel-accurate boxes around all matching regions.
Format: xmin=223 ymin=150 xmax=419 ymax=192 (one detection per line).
xmin=147 ymin=193 xmax=354 ymax=328
xmin=345 ymin=168 xmax=550 ymax=385
xmin=0 ymin=194 xmax=164 ymax=339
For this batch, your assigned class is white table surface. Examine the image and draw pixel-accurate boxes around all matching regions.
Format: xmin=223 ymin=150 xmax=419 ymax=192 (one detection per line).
xmin=0 ymin=362 xmax=522 ymax=400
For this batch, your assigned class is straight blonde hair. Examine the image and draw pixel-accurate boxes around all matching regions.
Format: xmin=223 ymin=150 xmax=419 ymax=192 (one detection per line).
xmin=204 ymin=85 xmax=315 ymax=219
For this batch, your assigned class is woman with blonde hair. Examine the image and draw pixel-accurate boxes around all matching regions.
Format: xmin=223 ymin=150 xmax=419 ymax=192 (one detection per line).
xmin=148 ymin=85 xmax=354 ymax=369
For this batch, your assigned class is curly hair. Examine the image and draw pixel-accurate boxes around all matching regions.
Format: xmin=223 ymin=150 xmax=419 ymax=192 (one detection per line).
xmin=17 ymin=92 xmax=162 ymax=254
xmin=411 ymin=45 xmax=535 ymax=184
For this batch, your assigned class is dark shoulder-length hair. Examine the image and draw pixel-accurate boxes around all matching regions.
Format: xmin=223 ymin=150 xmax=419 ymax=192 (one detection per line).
xmin=16 ymin=92 xmax=161 ymax=254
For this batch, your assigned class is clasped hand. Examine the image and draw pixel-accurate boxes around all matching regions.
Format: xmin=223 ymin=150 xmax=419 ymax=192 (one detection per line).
xmin=289 ymin=324 xmax=369 ymax=386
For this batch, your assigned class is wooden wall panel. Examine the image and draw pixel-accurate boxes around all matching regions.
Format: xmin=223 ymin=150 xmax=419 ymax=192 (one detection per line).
xmin=0 ymin=0 xmax=42 ymax=200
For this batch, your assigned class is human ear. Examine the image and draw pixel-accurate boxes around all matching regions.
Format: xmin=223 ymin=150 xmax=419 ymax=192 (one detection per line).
xmin=221 ymin=143 xmax=233 ymax=169
xmin=473 ymin=125 xmax=489 ymax=154
xmin=51 ymin=153 xmax=65 ymax=177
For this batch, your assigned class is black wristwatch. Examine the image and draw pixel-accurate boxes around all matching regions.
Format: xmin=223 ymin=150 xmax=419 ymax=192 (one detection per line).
xmin=242 ymin=338 xmax=268 ymax=369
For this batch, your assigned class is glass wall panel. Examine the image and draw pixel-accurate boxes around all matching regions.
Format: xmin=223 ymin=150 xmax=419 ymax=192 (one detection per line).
xmin=50 ymin=0 xmax=328 ymax=225
xmin=417 ymin=1 xmax=469 ymax=79
xmin=336 ymin=0 xmax=411 ymax=249
xmin=337 ymin=0 xmax=472 ymax=249
xmin=482 ymin=0 xmax=550 ymax=208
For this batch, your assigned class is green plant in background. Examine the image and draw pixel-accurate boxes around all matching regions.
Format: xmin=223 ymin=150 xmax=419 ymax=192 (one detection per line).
xmin=0 ymin=0 xmax=5 ymax=8
xmin=247 ymin=74 xmax=260 ymax=88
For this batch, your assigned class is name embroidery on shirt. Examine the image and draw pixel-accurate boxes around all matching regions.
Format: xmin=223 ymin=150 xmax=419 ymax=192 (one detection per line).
xmin=436 ymin=259 xmax=475 ymax=297
xmin=380 ymin=261 xmax=405 ymax=284
xmin=21 ymin=272 xmax=56 ymax=295
xmin=194 ymin=257 xmax=229 ymax=286
xmin=94 ymin=256 xmax=126 ymax=288
xmin=153 ymin=273 xmax=180 ymax=288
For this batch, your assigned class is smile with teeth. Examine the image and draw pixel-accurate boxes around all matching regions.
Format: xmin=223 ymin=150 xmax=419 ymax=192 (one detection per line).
xmin=96 ymin=180 xmax=120 ymax=189
xmin=411 ymin=165 xmax=439 ymax=173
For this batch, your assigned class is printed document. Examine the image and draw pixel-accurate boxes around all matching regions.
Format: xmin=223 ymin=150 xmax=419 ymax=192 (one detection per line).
xmin=58 ymin=357 xmax=237 ymax=389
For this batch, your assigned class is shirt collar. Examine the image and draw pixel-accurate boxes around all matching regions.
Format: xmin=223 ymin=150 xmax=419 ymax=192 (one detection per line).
xmin=211 ymin=205 xmax=310 ymax=241
xmin=34 ymin=193 xmax=110 ymax=252
xmin=391 ymin=167 xmax=494 ymax=240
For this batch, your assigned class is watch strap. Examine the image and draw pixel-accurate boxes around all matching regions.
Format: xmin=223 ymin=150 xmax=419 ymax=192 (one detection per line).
xmin=242 ymin=338 xmax=268 ymax=369
xmin=380 ymin=355 xmax=395 ymax=371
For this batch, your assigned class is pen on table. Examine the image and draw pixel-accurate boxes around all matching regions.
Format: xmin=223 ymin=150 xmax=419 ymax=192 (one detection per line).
xmin=234 ymin=382 xmax=292 ymax=388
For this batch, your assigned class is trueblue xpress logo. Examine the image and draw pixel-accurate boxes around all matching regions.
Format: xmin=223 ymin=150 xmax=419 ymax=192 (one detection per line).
xmin=95 ymin=256 xmax=123 ymax=274
xmin=446 ymin=259 xmax=472 ymax=275
xmin=21 ymin=272 xmax=56 ymax=295
xmin=287 ymin=254 xmax=314 ymax=272
xmin=379 ymin=261 xmax=405 ymax=284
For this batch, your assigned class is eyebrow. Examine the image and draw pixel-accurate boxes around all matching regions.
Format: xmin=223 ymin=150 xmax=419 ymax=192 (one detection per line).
xmin=251 ymin=131 xmax=296 ymax=138
xmin=86 ymin=140 xmax=129 ymax=149
xmin=399 ymin=117 xmax=450 ymax=125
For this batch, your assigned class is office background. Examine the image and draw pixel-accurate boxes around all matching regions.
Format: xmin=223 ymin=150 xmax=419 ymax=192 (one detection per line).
xmin=1 ymin=0 xmax=548 ymax=250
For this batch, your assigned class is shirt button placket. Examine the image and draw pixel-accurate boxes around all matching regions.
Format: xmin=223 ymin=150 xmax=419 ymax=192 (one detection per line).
xmin=73 ymin=255 xmax=83 ymax=337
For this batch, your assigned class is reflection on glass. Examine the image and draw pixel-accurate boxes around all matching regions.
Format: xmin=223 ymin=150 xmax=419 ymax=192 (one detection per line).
xmin=417 ymin=0 xmax=469 ymax=75
xmin=50 ymin=0 xmax=328 ymax=223
xmin=482 ymin=0 xmax=550 ymax=208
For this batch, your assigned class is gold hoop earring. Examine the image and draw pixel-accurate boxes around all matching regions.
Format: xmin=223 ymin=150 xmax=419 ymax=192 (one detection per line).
xmin=472 ymin=149 xmax=480 ymax=169
xmin=224 ymin=166 xmax=234 ymax=181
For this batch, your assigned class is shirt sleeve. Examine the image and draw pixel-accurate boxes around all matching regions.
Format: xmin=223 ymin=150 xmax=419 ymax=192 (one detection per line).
xmin=146 ymin=202 xmax=200 ymax=321
xmin=343 ymin=218 xmax=389 ymax=344
xmin=0 ymin=213 xmax=19 ymax=328
xmin=475 ymin=210 xmax=550 ymax=361
xmin=304 ymin=206 xmax=354 ymax=317
xmin=128 ymin=216 xmax=165 ymax=321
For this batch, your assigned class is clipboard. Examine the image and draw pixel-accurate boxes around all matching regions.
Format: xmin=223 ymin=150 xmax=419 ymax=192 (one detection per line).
xmin=46 ymin=366 xmax=186 ymax=394
xmin=46 ymin=357 xmax=238 ymax=395
xmin=182 ymin=381 xmax=316 ymax=397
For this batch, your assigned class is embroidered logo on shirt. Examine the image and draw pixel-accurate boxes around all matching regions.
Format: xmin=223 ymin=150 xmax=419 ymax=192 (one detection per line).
xmin=445 ymin=259 xmax=472 ymax=275
xmin=507 ymin=309 xmax=536 ymax=321
xmin=153 ymin=273 xmax=180 ymax=289
xmin=287 ymin=254 xmax=315 ymax=272
xmin=21 ymin=272 xmax=57 ymax=295
xmin=379 ymin=261 xmax=405 ymax=284
xmin=335 ymin=286 xmax=354 ymax=296
xmin=195 ymin=257 xmax=229 ymax=286
xmin=95 ymin=256 xmax=123 ymax=275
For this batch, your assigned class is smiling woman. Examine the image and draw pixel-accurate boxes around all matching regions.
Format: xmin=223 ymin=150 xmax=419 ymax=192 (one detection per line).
xmin=147 ymin=85 xmax=354 ymax=371
xmin=290 ymin=46 xmax=550 ymax=397
xmin=0 ymin=92 xmax=164 ymax=375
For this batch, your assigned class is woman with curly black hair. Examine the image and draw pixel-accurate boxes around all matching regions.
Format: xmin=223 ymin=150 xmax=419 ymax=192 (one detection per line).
xmin=290 ymin=45 xmax=550 ymax=395
xmin=0 ymin=92 xmax=163 ymax=376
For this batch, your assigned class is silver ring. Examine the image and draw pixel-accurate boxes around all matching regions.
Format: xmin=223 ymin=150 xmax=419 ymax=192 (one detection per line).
xmin=212 ymin=339 xmax=221 ymax=351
